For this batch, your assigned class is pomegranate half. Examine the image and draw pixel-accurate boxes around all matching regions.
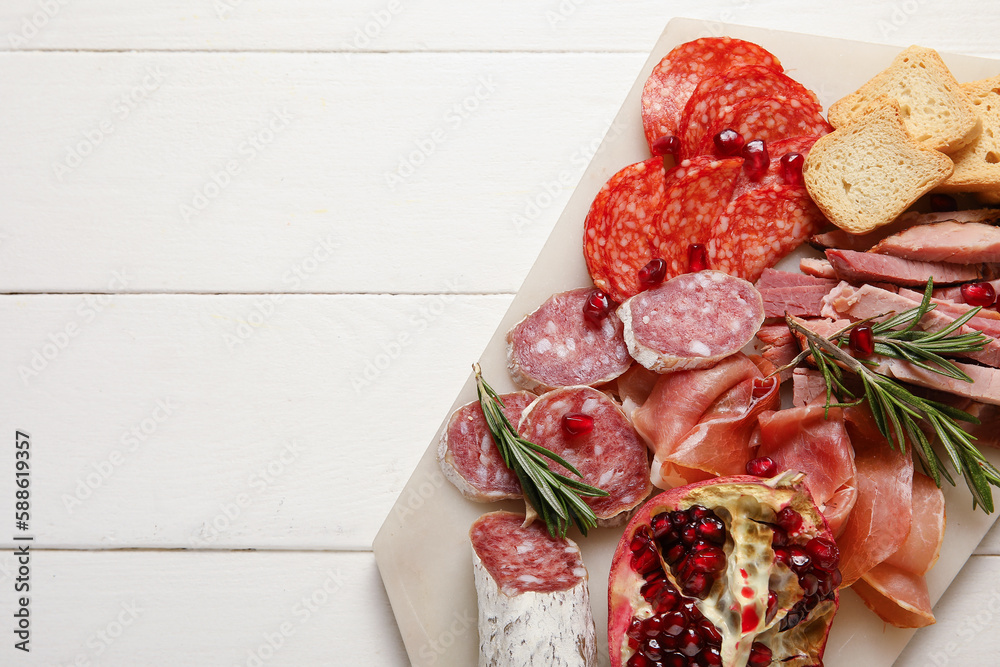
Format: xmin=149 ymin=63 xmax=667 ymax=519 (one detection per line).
xmin=609 ymin=473 xmax=839 ymax=667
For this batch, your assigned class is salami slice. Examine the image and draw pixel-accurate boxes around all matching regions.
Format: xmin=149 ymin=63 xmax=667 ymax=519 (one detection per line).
xmin=584 ymin=158 xmax=666 ymax=302
xmin=506 ymin=288 xmax=632 ymax=393
xmin=518 ymin=386 xmax=651 ymax=526
xmin=437 ymin=392 xmax=534 ymax=501
xmin=617 ymin=271 xmax=764 ymax=372
xmin=729 ymin=135 xmax=819 ymax=200
xmin=470 ymin=511 xmax=596 ymax=667
xmin=679 ymin=66 xmax=823 ymax=157
xmin=655 ymin=156 xmax=743 ymax=275
xmin=641 ymin=37 xmax=782 ymax=152
xmin=687 ymin=96 xmax=832 ymax=159
xmin=708 ymin=183 xmax=828 ymax=282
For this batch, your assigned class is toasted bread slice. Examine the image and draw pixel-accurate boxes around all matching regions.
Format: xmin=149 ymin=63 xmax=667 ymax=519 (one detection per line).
xmin=803 ymin=100 xmax=953 ymax=235
xmin=938 ymin=76 xmax=1000 ymax=191
xmin=828 ymin=45 xmax=979 ymax=154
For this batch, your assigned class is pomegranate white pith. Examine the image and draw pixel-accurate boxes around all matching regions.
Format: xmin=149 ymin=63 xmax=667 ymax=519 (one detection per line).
xmin=609 ymin=474 xmax=839 ymax=667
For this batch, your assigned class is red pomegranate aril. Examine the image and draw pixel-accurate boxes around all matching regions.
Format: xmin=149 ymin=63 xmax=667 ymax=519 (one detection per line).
xmin=662 ymin=653 xmax=687 ymax=667
xmin=655 ymin=587 xmax=680 ymax=614
xmin=631 ymin=546 xmax=660 ymax=574
xmin=805 ymin=536 xmax=841 ymax=571
xmin=627 ymin=618 xmax=644 ymax=641
xmin=747 ymin=642 xmax=773 ymax=666
xmin=800 ymin=573 xmax=820 ymax=596
xmin=930 ymin=193 xmax=959 ymax=212
xmin=697 ymin=646 xmax=723 ymax=666
xmin=641 ymin=637 xmax=664 ymax=661
xmin=652 ymin=134 xmax=682 ymax=157
xmin=776 ymin=507 xmax=803 ymax=533
xmin=742 ymin=139 xmax=770 ymax=180
xmin=662 ymin=611 xmax=686 ymax=637
xmin=630 ymin=531 xmax=651 ymax=552
xmin=561 ymin=412 xmax=594 ymax=437
xmin=849 ymin=323 xmax=875 ymax=356
xmin=690 ymin=546 xmax=727 ymax=573
xmin=582 ymin=288 xmax=613 ymax=326
xmin=766 ymin=590 xmax=779 ymax=622
xmin=689 ymin=505 xmax=711 ymax=521
xmin=678 ymin=627 xmax=703 ymax=657
xmin=670 ymin=509 xmax=690 ymax=526
xmin=788 ymin=545 xmax=812 ymax=571
xmin=746 ymin=456 xmax=778 ymax=477
xmin=962 ymin=282 xmax=997 ymax=308
xmin=713 ymin=128 xmax=745 ymax=157
xmin=638 ymin=258 xmax=667 ymax=290
xmin=627 ymin=653 xmax=653 ymax=667
xmin=696 ymin=618 xmax=722 ymax=644
xmin=780 ymin=152 xmax=805 ymax=186
xmin=688 ymin=243 xmax=708 ymax=272
xmin=666 ymin=543 xmax=686 ymax=565
xmin=641 ymin=578 xmax=665 ymax=604
xmin=772 ymin=547 xmax=790 ymax=567
xmin=651 ymin=513 xmax=673 ymax=539
xmin=771 ymin=526 xmax=788 ymax=546
xmin=680 ymin=525 xmax=698 ymax=545
xmin=695 ymin=517 xmax=726 ymax=545
xmin=685 ymin=572 xmax=710 ymax=598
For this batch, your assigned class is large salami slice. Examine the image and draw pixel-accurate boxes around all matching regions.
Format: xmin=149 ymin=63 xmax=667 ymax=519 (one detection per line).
xmin=517 ymin=386 xmax=651 ymax=526
xmin=437 ymin=392 xmax=534 ymax=501
xmin=641 ymin=37 xmax=782 ymax=152
xmin=687 ymin=96 xmax=832 ymax=160
xmin=506 ymin=288 xmax=631 ymax=392
xmin=655 ymin=156 xmax=743 ymax=275
xmin=470 ymin=511 xmax=596 ymax=667
xmin=616 ymin=271 xmax=765 ymax=373
xmin=679 ymin=66 xmax=823 ymax=157
xmin=708 ymin=183 xmax=827 ymax=282
xmin=583 ymin=158 xmax=666 ymax=302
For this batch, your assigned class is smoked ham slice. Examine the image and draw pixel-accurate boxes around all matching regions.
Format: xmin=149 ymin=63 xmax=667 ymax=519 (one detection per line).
xmin=633 ymin=353 xmax=779 ymax=488
xmin=870 ymin=220 xmax=1000 ymax=264
xmin=470 ymin=512 xmax=597 ymax=666
xmin=825 ymin=248 xmax=986 ymax=286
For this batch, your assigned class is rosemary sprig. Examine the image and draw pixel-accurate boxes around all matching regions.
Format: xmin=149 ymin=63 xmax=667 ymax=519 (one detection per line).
xmin=473 ymin=364 xmax=609 ymax=538
xmin=782 ymin=280 xmax=1000 ymax=512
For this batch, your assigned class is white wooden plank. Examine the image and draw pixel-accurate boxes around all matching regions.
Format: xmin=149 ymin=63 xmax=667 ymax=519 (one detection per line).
xmin=0 ymin=51 xmax=640 ymax=294
xmin=1 ymin=1 xmax=1000 ymax=55
xmin=975 ymin=513 xmax=1000 ymax=555
xmin=0 ymin=293 xmax=512 ymax=550
xmin=0 ymin=549 xmax=409 ymax=666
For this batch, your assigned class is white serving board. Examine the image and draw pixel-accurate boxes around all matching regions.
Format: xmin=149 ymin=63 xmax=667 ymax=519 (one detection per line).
xmin=374 ymin=18 xmax=1000 ymax=667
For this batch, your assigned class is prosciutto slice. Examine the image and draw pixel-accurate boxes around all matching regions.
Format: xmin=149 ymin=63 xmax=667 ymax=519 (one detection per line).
xmin=632 ymin=352 xmax=779 ymax=488
xmin=757 ymin=405 xmax=857 ymax=535
xmin=837 ymin=406 xmax=914 ymax=587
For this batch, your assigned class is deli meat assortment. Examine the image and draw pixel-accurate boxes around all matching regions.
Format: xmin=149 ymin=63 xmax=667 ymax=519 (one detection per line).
xmin=396 ymin=30 xmax=1000 ymax=667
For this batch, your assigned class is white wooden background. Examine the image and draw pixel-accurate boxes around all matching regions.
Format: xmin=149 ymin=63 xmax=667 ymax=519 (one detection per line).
xmin=2 ymin=1 xmax=1000 ymax=665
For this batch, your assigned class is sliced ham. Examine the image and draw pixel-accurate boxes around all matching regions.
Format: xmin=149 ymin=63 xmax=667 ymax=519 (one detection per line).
xmin=837 ymin=405 xmax=914 ymax=587
xmin=810 ymin=208 xmax=1000 ymax=251
xmin=965 ymin=401 xmax=1000 ymax=448
xmin=825 ymin=283 xmax=1000 ymax=367
xmin=756 ymin=268 xmax=838 ymax=290
xmin=897 ymin=287 xmax=1000 ymax=324
xmin=632 ymin=353 xmax=779 ymax=488
xmin=851 ymin=564 xmax=935 ymax=629
xmin=799 ymin=256 xmax=836 ymax=279
xmin=826 ymin=248 xmax=987 ymax=286
xmin=792 ymin=367 xmax=827 ymax=407
xmin=879 ymin=357 xmax=1000 ymax=406
xmin=871 ymin=221 xmax=1000 ymax=264
xmin=882 ymin=473 xmax=945 ymax=575
xmin=756 ymin=323 xmax=798 ymax=382
xmin=933 ymin=278 xmax=1000 ymax=302
xmin=757 ymin=405 xmax=857 ymax=535
xmin=614 ymin=364 xmax=660 ymax=410
xmin=759 ymin=283 xmax=838 ymax=318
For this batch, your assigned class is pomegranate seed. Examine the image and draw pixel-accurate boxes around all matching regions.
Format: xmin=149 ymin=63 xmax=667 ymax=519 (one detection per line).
xmin=776 ymin=507 xmax=803 ymax=533
xmin=685 ymin=572 xmax=711 ymax=598
xmin=742 ymin=139 xmax=770 ymax=179
xmin=829 ymin=568 xmax=843 ymax=589
xmin=696 ymin=618 xmax=722 ymax=644
xmin=652 ymin=513 xmax=674 ymax=540
xmin=800 ymin=573 xmax=820 ymax=596
xmin=690 ymin=546 xmax=727 ymax=573
xmin=766 ymin=590 xmax=779 ymax=622
xmin=666 ymin=544 xmax=686 ymax=565
xmin=689 ymin=505 xmax=711 ymax=520
xmin=652 ymin=134 xmax=682 ymax=157
xmin=631 ymin=546 xmax=660 ymax=574
xmin=638 ymin=258 xmax=667 ymax=290
xmin=655 ymin=587 xmax=680 ymax=614
xmin=930 ymin=193 xmax=958 ymax=212
xmin=688 ymin=243 xmax=708 ymax=272
xmin=771 ymin=527 xmax=788 ymax=546
xmin=780 ymin=152 xmax=805 ymax=186
xmin=641 ymin=577 xmax=665 ymax=603
xmin=788 ymin=545 xmax=812 ymax=571
xmin=662 ymin=611 xmax=686 ymax=636
xmin=627 ymin=653 xmax=653 ymax=667
xmin=561 ymin=412 xmax=594 ymax=437
xmin=695 ymin=517 xmax=726 ymax=545
xmin=627 ymin=618 xmax=644 ymax=640
xmin=629 ymin=531 xmax=651 ymax=552
xmin=641 ymin=637 xmax=664 ymax=661
xmin=670 ymin=510 xmax=690 ymax=526
xmin=772 ymin=547 xmax=790 ymax=567
xmin=661 ymin=653 xmax=687 ymax=667
xmin=746 ymin=456 xmax=778 ymax=477
xmin=805 ymin=536 xmax=841 ymax=571
xmin=680 ymin=525 xmax=698 ymax=545
xmin=961 ymin=282 xmax=997 ymax=308
xmin=678 ymin=627 xmax=703 ymax=657
xmin=697 ymin=646 xmax=723 ymax=666
xmin=660 ymin=633 xmax=679 ymax=651
xmin=582 ymin=288 xmax=613 ymax=326
xmin=713 ymin=128 xmax=745 ymax=157
xmin=849 ymin=323 xmax=875 ymax=356
xmin=747 ymin=642 xmax=773 ymax=667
